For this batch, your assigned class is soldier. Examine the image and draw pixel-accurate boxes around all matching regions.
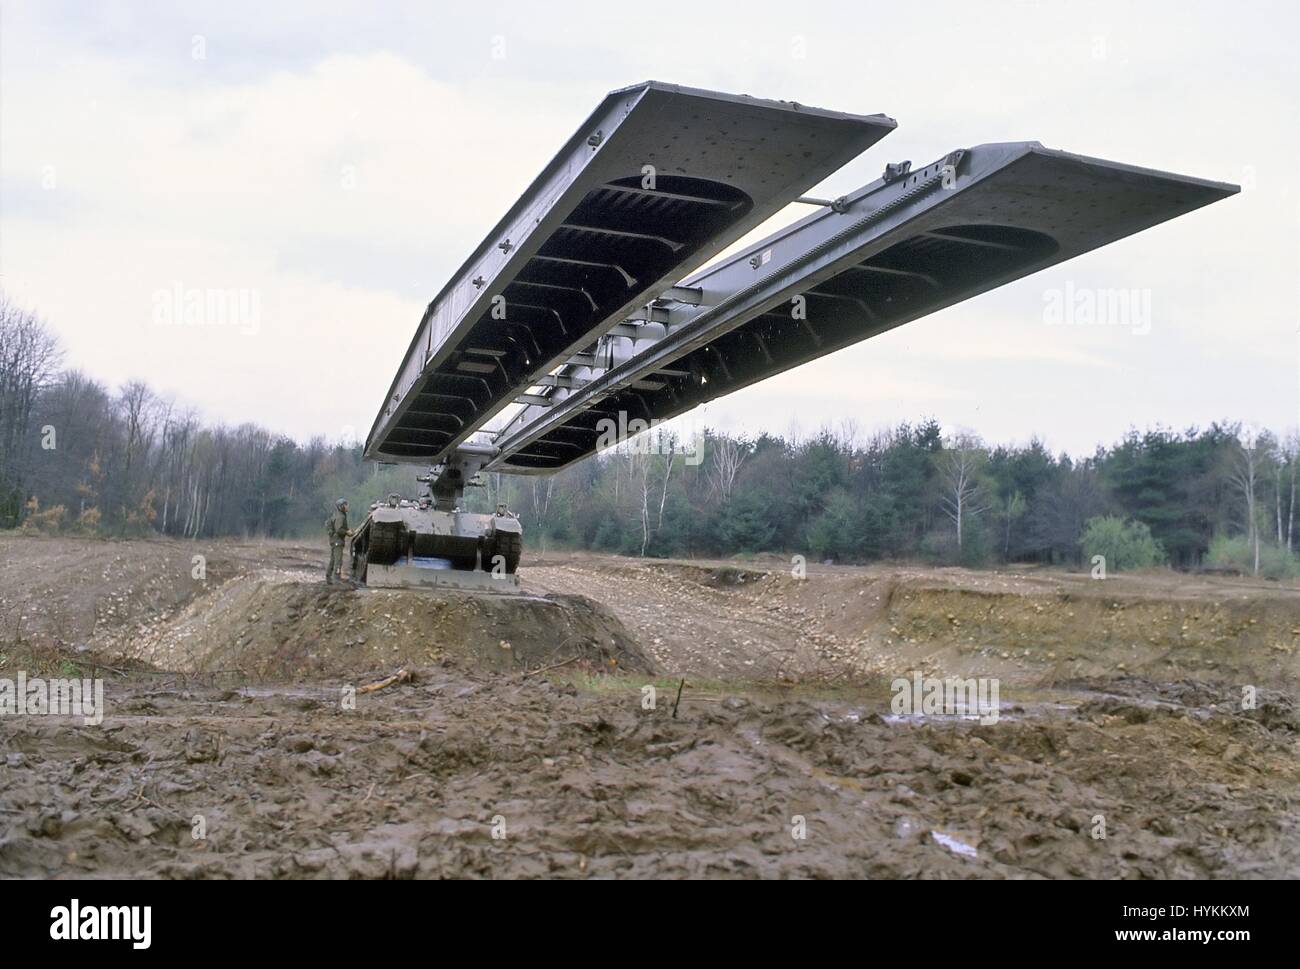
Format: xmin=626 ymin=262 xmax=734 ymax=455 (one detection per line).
xmin=325 ymin=498 xmax=351 ymax=584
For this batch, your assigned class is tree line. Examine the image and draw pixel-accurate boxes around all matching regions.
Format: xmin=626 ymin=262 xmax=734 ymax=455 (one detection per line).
xmin=2 ymin=293 xmax=1295 ymax=577
xmin=488 ymin=419 xmax=1296 ymax=578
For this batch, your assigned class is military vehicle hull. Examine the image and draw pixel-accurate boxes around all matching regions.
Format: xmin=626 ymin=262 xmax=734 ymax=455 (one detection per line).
xmin=350 ymin=503 xmax=523 ymax=592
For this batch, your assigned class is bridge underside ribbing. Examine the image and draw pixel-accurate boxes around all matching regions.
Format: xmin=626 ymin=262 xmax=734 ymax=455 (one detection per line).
xmin=490 ymin=143 xmax=1237 ymax=472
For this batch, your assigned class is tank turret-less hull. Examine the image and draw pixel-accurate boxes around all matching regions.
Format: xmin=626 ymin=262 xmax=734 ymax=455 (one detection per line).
xmin=348 ymin=442 xmax=522 ymax=592
xmin=351 ymin=501 xmax=522 ymax=592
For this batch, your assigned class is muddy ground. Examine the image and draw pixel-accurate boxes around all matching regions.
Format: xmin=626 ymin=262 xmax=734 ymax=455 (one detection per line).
xmin=2 ymin=535 xmax=1298 ymax=878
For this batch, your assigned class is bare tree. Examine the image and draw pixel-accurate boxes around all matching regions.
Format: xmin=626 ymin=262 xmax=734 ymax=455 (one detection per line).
xmin=117 ymin=380 xmax=157 ymax=512
xmin=0 ymin=295 xmax=63 ymax=524
xmin=1002 ymin=490 xmax=1027 ymax=559
xmin=1272 ymin=430 xmax=1298 ymax=551
xmin=529 ymin=476 xmax=554 ymax=555
xmin=1228 ymin=430 xmax=1264 ymax=575
xmin=637 ymin=453 xmax=652 ymax=556
xmin=1286 ymin=432 xmax=1299 ymax=553
xmin=707 ymin=433 xmax=746 ymax=502
xmin=936 ymin=434 xmax=990 ymax=552
xmin=836 ymin=417 xmax=861 ymax=452
xmin=1277 ymin=463 xmax=1285 ymax=546
xmin=657 ymin=434 xmax=677 ymax=531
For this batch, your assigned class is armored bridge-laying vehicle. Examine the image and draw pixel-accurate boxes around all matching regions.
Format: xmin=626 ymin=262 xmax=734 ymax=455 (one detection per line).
xmin=349 ymin=446 xmax=523 ymax=591
xmin=352 ymin=81 xmax=1236 ymax=591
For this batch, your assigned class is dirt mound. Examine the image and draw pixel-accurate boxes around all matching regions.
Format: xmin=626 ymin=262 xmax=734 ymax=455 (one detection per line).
xmin=128 ymin=570 xmax=652 ymax=678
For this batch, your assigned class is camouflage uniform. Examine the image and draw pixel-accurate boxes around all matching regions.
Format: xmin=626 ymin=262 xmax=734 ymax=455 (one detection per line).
xmin=326 ymin=506 xmax=349 ymax=582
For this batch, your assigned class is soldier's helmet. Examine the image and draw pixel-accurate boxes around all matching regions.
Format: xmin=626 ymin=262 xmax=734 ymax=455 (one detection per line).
xmin=336 ymin=497 xmax=348 ymax=510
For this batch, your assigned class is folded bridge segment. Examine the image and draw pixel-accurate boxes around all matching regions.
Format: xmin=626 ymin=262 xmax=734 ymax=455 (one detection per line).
xmin=485 ymin=142 xmax=1236 ymax=472
xmin=364 ymin=82 xmax=896 ymax=465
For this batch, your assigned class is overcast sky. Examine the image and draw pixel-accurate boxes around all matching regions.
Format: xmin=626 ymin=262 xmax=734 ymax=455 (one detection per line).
xmin=1 ymin=0 xmax=1295 ymax=457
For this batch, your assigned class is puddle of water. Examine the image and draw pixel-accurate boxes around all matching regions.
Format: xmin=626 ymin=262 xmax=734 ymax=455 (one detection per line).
xmin=884 ymin=711 xmax=991 ymax=724
xmin=931 ymin=830 xmax=978 ymax=858
xmin=819 ymin=698 xmax=1079 ymax=728
xmin=236 ymin=686 xmax=331 ymax=700
xmin=881 ymin=700 xmax=1074 ymax=725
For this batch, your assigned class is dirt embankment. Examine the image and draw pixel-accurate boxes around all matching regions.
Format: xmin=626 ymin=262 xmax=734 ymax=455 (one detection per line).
xmin=0 ymin=535 xmax=254 ymax=657
xmin=4 ymin=536 xmax=1295 ymax=689
xmin=525 ymin=555 xmax=1300 ymax=688
xmin=878 ymin=581 xmax=1299 ymax=687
